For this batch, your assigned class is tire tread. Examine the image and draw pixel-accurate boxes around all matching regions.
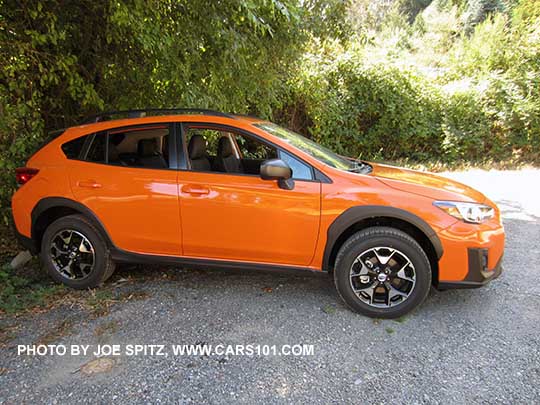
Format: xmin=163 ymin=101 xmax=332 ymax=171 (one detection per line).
xmin=333 ymin=226 xmax=431 ymax=318
xmin=40 ymin=214 xmax=115 ymax=289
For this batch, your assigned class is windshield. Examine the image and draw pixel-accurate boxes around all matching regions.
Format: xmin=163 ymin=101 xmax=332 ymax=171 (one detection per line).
xmin=255 ymin=122 xmax=371 ymax=173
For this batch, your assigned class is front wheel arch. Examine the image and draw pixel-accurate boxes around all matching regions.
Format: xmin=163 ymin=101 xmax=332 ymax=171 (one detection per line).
xmin=323 ymin=207 xmax=442 ymax=284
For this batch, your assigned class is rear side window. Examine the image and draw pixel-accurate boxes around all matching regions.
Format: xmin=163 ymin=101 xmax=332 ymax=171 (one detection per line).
xmin=83 ymin=125 xmax=171 ymax=169
xmin=61 ymin=136 xmax=87 ymax=159
xmin=87 ymin=133 xmax=107 ymax=163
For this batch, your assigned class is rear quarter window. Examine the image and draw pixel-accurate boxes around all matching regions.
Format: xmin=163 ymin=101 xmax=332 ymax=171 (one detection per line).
xmin=61 ymin=136 xmax=87 ymax=159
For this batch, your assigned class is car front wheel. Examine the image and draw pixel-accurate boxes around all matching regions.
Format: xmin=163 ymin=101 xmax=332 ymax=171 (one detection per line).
xmin=41 ymin=214 xmax=115 ymax=289
xmin=334 ymin=226 xmax=432 ymax=318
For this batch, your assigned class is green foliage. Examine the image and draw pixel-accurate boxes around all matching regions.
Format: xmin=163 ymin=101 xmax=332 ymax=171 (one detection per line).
xmin=290 ymin=52 xmax=446 ymax=161
xmin=279 ymin=0 xmax=540 ymax=165
xmin=0 ymin=263 xmax=64 ymax=314
xmin=399 ymin=0 xmax=434 ymax=23
xmin=464 ymin=0 xmax=507 ymax=31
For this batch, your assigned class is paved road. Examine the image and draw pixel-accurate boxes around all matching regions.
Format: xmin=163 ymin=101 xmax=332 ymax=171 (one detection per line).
xmin=1 ymin=170 xmax=539 ymax=404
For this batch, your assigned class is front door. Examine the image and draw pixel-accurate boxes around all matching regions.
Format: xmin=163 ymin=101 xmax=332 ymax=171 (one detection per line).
xmin=178 ymin=124 xmax=321 ymax=266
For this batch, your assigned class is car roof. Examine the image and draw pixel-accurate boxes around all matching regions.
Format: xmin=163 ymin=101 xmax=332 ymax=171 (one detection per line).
xmin=80 ymin=109 xmax=265 ymax=127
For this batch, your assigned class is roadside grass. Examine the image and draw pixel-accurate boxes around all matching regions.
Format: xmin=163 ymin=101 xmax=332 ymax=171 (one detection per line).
xmin=0 ymin=238 xmax=153 ymax=317
xmin=0 ymin=259 xmax=66 ymax=315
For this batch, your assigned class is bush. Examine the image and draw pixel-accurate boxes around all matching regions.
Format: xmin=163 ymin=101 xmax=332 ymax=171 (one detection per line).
xmin=290 ymin=56 xmax=446 ymax=161
xmin=0 ymin=262 xmax=64 ymax=314
xmin=277 ymin=0 xmax=540 ymax=166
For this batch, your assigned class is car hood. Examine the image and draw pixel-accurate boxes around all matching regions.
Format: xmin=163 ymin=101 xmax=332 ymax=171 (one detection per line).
xmin=369 ymin=162 xmax=486 ymax=203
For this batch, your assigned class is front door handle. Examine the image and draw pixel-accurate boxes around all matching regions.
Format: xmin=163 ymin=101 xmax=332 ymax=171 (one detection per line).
xmin=182 ymin=185 xmax=210 ymax=195
xmin=78 ymin=180 xmax=102 ymax=189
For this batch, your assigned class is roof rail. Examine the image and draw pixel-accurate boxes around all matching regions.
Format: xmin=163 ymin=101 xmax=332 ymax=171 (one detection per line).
xmin=81 ymin=108 xmax=235 ymax=124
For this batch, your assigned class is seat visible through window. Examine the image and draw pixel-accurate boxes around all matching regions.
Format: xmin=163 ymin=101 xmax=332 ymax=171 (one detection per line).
xmin=215 ymin=136 xmax=242 ymax=173
xmin=188 ymin=134 xmax=211 ymax=171
xmin=137 ymin=138 xmax=167 ymax=168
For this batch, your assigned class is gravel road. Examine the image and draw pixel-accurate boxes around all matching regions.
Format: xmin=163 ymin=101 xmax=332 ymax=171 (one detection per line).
xmin=1 ymin=169 xmax=539 ymax=404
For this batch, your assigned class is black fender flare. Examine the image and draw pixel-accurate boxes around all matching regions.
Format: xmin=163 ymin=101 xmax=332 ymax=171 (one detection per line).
xmin=322 ymin=205 xmax=443 ymax=271
xmin=31 ymin=197 xmax=114 ymax=250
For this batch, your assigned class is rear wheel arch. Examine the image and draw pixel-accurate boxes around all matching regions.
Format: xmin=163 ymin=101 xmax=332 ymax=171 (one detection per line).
xmin=323 ymin=206 xmax=442 ymax=283
xmin=31 ymin=197 xmax=112 ymax=253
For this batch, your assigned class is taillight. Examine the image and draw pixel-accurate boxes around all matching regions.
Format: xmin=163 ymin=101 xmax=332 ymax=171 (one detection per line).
xmin=15 ymin=167 xmax=39 ymax=185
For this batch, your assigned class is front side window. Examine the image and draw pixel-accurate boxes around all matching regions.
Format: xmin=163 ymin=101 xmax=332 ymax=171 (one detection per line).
xmin=185 ymin=126 xmax=276 ymax=175
xmin=236 ymin=134 xmax=276 ymax=161
xmin=184 ymin=125 xmax=312 ymax=180
xmin=278 ymin=150 xmax=313 ymax=180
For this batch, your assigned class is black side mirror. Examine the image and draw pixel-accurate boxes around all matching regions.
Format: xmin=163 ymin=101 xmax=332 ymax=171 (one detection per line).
xmin=260 ymin=159 xmax=295 ymax=190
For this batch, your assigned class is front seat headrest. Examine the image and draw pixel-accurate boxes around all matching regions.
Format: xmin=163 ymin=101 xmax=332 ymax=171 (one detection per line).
xmin=188 ymin=135 xmax=207 ymax=159
xmin=218 ymin=136 xmax=234 ymax=158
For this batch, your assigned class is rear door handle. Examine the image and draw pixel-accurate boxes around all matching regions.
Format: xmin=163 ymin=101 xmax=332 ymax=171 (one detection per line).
xmin=182 ymin=185 xmax=210 ymax=195
xmin=78 ymin=180 xmax=102 ymax=189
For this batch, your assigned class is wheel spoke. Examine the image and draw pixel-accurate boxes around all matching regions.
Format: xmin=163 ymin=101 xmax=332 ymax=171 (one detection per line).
xmin=396 ymin=264 xmax=414 ymax=283
xmin=373 ymin=248 xmax=395 ymax=265
xmin=79 ymin=262 xmax=92 ymax=276
xmin=60 ymin=259 xmax=76 ymax=278
xmin=78 ymin=239 xmax=92 ymax=253
xmin=60 ymin=230 xmax=73 ymax=246
xmin=349 ymin=246 xmax=416 ymax=309
xmin=50 ymin=229 xmax=95 ymax=281
xmin=353 ymin=281 xmax=378 ymax=304
xmin=385 ymin=281 xmax=408 ymax=304
xmin=51 ymin=241 xmax=68 ymax=255
xmin=350 ymin=258 xmax=370 ymax=277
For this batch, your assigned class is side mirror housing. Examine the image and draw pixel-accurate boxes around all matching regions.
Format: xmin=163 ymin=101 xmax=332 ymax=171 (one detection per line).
xmin=260 ymin=159 xmax=295 ymax=190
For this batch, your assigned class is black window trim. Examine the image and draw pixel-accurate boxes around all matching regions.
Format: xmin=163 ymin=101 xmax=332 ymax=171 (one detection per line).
xmin=59 ymin=132 xmax=94 ymax=161
xmin=60 ymin=121 xmax=332 ymax=183
xmin=78 ymin=122 xmax=178 ymax=171
xmin=179 ymin=122 xmax=326 ymax=183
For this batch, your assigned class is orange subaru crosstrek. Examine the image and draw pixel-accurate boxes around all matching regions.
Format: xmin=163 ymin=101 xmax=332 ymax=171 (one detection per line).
xmin=11 ymin=109 xmax=505 ymax=318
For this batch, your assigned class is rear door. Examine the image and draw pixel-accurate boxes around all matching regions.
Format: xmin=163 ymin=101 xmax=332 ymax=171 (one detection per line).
xmin=67 ymin=123 xmax=182 ymax=256
xmin=177 ymin=123 xmax=321 ymax=266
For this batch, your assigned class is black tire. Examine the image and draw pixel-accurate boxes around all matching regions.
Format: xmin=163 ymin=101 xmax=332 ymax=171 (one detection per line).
xmin=40 ymin=214 xmax=115 ymax=289
xmin=334 ymin=226 xmax=431 ymax=319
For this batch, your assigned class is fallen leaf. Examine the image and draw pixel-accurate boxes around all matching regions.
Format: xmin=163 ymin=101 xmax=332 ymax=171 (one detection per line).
xmin=80 ymin=358 xmax=115 ymax=375
xmin=321 ymin=305 xmax=336 ymax=314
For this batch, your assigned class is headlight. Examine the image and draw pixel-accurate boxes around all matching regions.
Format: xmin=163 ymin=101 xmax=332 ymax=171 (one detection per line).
xmin=433 ymin=201 xmax=495 ymax=224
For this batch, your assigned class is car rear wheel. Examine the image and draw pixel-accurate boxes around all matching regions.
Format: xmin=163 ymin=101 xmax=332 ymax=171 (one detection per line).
xmin=334 ymin=226 xmax=431 ymax=318
xmin=41 ymin=214 xmax=115 ymax=289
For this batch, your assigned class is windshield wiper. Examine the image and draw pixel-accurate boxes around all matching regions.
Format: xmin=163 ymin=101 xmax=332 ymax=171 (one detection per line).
xmin=347 ymin=160 xmax=372 ymax=174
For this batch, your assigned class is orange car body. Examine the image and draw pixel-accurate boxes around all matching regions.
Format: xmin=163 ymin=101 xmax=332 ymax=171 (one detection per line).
xmin=11 ymin=113 xmax=504 ymax=288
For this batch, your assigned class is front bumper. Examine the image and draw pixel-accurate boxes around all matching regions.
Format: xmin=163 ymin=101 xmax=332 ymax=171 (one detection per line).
xmin=437 ymin=249 xmax=503 ymax=289
xmin=435 ymin=217 xmax=505 ymax=288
